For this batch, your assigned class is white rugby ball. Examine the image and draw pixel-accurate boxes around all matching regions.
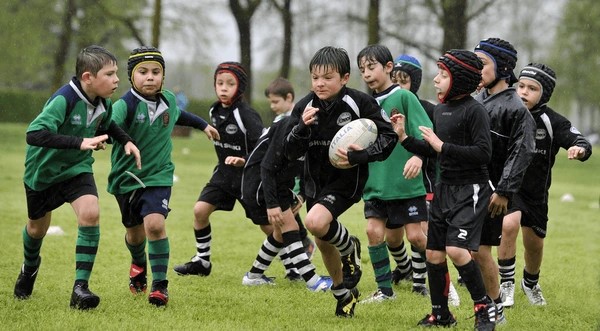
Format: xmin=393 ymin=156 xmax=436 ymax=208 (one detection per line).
xmin=329 ymin=118 xmax=378 ymax=169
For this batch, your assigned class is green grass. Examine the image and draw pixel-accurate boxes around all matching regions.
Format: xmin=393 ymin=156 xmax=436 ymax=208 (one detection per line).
xmin=0 ymin=122 xmax=598 ymax=330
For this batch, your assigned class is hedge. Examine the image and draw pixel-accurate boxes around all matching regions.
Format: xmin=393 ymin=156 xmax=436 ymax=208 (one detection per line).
xmin=0 ymin=89 xmax=275 ymax=127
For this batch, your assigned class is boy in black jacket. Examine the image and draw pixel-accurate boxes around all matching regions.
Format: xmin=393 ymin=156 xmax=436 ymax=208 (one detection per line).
xmin=498 ymin=63 xmax=592 ymax=306
xmin=472 ymin=39 xmax=535 ymax=320
xmin=284 ymin=46 xmax=397 ymax=317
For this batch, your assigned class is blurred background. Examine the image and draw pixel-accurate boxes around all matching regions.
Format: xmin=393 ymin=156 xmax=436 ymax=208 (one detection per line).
xmin=1 ymin=0 xmax=598 ymax=140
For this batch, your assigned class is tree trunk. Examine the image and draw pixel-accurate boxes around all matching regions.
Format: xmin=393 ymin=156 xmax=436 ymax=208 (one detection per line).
xmin=230 ymin=0 xmax=262 ymax=104
xmin=367 ymin=0 xmax=380 ymax=45
xmin=52 ymin=0 xmax=75 ymax=91
xmin=440 ymin=0 xmax=468 ymax=50
xmin=280 ymin=0 xmax=292 ymax=78
xmin=152 ymin=0 xmax=162 ymax=47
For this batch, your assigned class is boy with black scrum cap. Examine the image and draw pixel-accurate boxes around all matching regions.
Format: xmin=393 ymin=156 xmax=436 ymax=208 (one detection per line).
xmin=173 ymin=62 xmax=265 ymax=277
xmin=472 ymin=38 xmax=535 ymax=320
xmin=14 ymin=45 xmax=141 ymax=310
xmin=391 ymin=49 xmax=497 ymax=330
xmin=284 ymin=46 xmax=398 ymax=317
xmin=108 ymin=46 xmax=218 ymax=307
xmin=499 ymin=63 xmax=592 ymax=306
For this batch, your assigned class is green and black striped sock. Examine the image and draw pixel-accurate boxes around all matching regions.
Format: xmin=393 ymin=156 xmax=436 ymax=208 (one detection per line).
xmin=75 ymin=225 xmax=99 ymax=282
xmin=22 ymin=226 xmax=43 ymax=272
xmin=148 ymin=238 xmax=169 ymax=282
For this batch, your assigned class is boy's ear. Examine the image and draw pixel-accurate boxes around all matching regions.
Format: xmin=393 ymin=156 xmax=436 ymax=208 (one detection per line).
xmin=341 ymin=72 xmax=350 ymax=85
xmin=81 ymin=71 xmax=93 ymax=84
xmin=385 ymin=61 xmax=394 ymax=73
xmin=286 ymin=93 xmax=294 ymax=103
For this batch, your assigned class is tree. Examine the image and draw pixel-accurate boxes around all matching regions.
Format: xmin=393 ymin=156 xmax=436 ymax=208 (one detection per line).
xmin=229 ymin=0 xmax=263 ymax=104
xmin=270 ymin=0 xmax=293 ymax=78
xmin=367 ymin=0 xmax=380 ymax=45
xmin=51 ymin=0 xmax=76 ymax=91
xmin=551 ymin=0 xmax=600 ymax=133
xmin=152 ymin=0 xmax=162 ymax=47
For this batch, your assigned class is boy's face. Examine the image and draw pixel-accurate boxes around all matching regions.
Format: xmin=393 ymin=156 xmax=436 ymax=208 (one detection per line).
xmin=475 ymin=52 xmax=495 ymax=89
xmin=358 ymin=57 xmax=392 ymax=93
xmin=433 ymin=67 xmax=451 ymax=102
xmin=267 ymin=93 xmax=293 ymax=115
xmin=215 ymin=72 xmax=238 ymax=106
xmin=516 ymin=78 xmax=542 ymax=110
xmin=132 ymin=62 xmax=163 ymax=97
xmin=392 ymin=70 xmax=412 ymax=91
xmin=310 ymin=66 xmax=349 ymax=102
xmin=85 ymin=62 xmax=119 ymax=100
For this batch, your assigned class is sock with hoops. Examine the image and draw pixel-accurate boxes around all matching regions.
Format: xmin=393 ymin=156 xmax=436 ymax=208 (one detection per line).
xmin=247 ymin=234 xmax=284 ymax=278
xmin=498 ymin=256 xmax=516 ymax=284
xmin=192 ymin=225 xmax=211 ymax=268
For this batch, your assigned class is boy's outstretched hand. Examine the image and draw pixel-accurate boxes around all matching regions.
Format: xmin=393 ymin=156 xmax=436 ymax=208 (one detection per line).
xmin=81 ymin=134 xmax=109 ymax=151
xmin=203 ymin=125 xmax=220 ymax=141
xmin=390 ymin=113 xmax=407 ymax=141
xmin=124 ymin=141 xmax=142 ymax=169
xmin=567 ymin=146 xmax=586 ymax=160
xmin=418 ymin=126 xmax=443 ymax=153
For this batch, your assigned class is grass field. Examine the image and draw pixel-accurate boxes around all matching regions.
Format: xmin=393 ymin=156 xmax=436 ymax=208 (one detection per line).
xmin=0 ymin=122 xmax=598 ymax=331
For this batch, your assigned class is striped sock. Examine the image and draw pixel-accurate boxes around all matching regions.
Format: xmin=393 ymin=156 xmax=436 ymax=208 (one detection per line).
xmin=368 ymin=242 xmax=393 ymax=295
xmin=282 ymin=230 xmax=318 ymax=285
xmin=191 ymin=225 xmax=211 ymax=268
xmin=148 ymin=238 xmax=170 ymax=282
xmin=411 ymin=245 xmax=427 ymax=287
xmin=248 ymin=234 xmax=283 ymax=278
xmin=388 ymin=241 xmax=411 ymax=275
xmin=126 ymin=237 xmax=147 ymax=266
xmin=75 ymin=225 xmax=99 ymax=282
xmin=320 ymin=219 xmax=353 ymax=256
xmin=22 ymin=226 xmax=43 ymax=272
xmin=498 ymin=256 xmax=516 ymax=284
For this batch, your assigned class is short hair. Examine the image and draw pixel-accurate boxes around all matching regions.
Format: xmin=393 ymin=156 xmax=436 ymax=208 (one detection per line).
xmin=75 ymin=45 xmax=117 ymax=79
xmin=309 ymin=46 xmax=350 ymax=77
xmin=356 ymin=44 xmax=393 ymax=71
xmin=264 ymin=77 xmax=295 ymax=100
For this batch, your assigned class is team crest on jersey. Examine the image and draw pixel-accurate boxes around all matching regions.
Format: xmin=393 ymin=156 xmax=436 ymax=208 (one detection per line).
xmin=336 ymin=112 xmax=352 ymax=126
xmin=163 ymin=112 xmax=170 ymax=127
xmin=71 ymin=114 xmax=82 ymax=126
xmin=226 ymin=124 xmax=238 ymax=134
xmin=136 ymin=112 xmax=146 ymax=124
xmin=535 ymin=129 xmax=547 ymax=140
xmin=570 ymin=126 xmax=581 ymax=135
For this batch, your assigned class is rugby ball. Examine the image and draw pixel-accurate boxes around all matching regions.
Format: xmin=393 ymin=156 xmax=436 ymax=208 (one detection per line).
xmin=329 ymin=118 xmax=378 ymax=169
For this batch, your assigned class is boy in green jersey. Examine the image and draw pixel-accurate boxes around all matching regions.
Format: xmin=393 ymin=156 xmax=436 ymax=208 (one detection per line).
xmin=107 ymin=46 xmax=218 ymax=307
xmin=356 ymin=44 xmax=432 ymax=303
xmin=15 ymin=45 xmax=141 ymax=310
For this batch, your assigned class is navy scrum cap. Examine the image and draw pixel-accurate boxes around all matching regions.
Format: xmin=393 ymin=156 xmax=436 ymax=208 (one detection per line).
xmin=127 ymin=46 xmax=165 ymax=86
xmin=474 ymin=38 xmax=518 ymax=85
xmin=519 ymin=63 xmax=556 ymax=109
xmin=393 ymin=54 xmax=422 ymax=93
xmin=436 ymin=49 xmax=483 ymax=103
